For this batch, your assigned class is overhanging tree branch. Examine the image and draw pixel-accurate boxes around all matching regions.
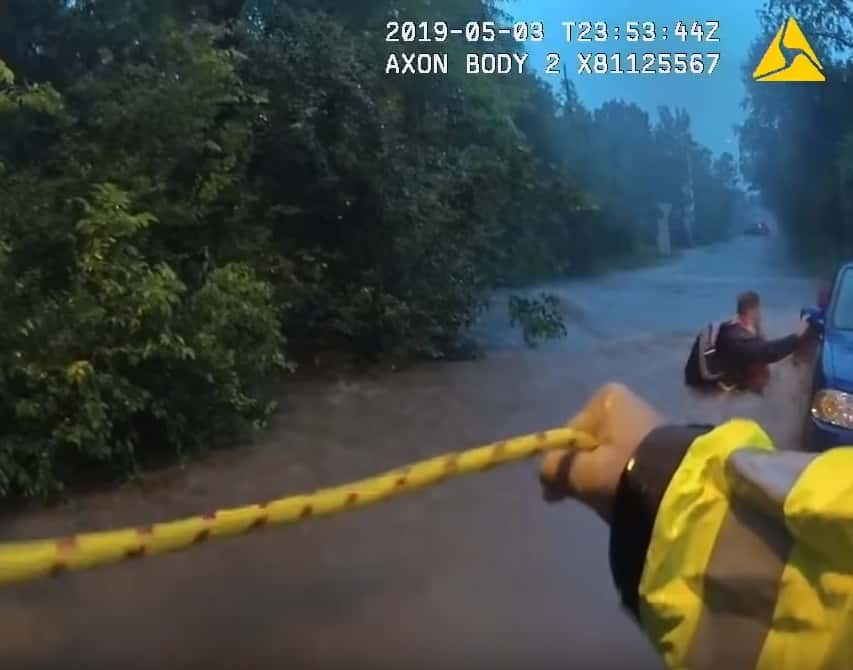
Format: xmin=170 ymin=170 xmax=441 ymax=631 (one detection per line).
xmin=810 ymin=29 xmax=853 ymax=50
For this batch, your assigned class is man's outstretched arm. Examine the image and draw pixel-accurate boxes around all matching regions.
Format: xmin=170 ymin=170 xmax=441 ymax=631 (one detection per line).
xmin=725 ymin=319 xmax=811 ymax=365
xmin=727 ymin=331 xmax=801 ymax=365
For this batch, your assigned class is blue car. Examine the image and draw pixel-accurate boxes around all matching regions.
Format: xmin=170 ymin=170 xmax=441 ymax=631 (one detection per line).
xmin=803 ymin=264 xmax=853 ymax=451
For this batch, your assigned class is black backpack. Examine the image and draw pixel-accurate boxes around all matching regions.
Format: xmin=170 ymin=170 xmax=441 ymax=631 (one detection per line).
xmin=685 ymin=322 xmax=724 ymax=387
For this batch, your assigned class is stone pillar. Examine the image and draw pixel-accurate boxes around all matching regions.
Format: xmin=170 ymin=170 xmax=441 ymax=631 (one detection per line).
xmin=682 ymin=152 xmax=696 ymax=247
xmin=656 ymin=203 xmax=673 ymax=256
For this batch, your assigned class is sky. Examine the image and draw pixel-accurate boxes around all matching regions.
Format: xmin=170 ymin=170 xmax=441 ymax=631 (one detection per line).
xmin=503 ymin=0 xmax=767 ymax=157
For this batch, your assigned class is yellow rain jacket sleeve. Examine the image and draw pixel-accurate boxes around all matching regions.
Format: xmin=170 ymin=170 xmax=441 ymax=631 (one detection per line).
xmin=611 ymin=420 xmax=853 ymax=670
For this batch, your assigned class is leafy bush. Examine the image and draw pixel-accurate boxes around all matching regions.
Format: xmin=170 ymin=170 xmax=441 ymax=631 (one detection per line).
xmin=508 ymin=294 xmax=568 ymax=347
xmin=0 ymin=183 xmax=285 ymax=498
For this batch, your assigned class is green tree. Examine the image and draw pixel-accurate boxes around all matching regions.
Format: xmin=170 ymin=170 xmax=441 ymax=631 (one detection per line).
xmin=740 ymin=3 xmax=853 ymax=268
xmin=0 ymin=1 xmax=742 ymax=500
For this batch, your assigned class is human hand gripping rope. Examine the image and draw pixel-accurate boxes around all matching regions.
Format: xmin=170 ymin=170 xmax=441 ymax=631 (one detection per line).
xmin=0 ymin=426 xmax=599 ymax=587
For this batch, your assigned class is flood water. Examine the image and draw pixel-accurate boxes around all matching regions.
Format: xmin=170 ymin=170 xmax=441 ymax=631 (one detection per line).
xmin=0 ymin=236 xmax=819 ymax=669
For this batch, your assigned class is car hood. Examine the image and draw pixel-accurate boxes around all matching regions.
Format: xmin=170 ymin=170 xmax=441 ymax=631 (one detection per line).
xmin=824 ymin=329 xmax=853 ymax=392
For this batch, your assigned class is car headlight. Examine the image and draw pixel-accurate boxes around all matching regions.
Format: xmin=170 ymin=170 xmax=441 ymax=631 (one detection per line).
xmin=812 ymin=389 xmax=853 ymax=429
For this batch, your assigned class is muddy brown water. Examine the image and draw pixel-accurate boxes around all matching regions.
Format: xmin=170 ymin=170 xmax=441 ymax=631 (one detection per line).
xmin=0 ymin=237 xmax=819 ymax=669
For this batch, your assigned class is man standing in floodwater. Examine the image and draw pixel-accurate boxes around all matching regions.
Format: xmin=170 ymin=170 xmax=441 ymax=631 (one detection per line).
xmin=685 ymin=290 xmax=810 ymax=392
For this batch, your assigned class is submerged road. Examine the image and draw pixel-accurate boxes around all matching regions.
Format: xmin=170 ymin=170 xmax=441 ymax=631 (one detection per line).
xmin=0 ymin=236 xmax=819 ymax=670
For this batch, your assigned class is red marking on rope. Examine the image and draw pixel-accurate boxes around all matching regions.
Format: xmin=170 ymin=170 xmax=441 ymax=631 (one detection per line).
xmin=137 ymin=525 xmax=154 ymax=536
xmin=56 ymin=536 xmax=78 ymax=552
xmin=193 ymin=529 xmax=210 ymax=544
xmin=346 ymin=492 xmax=359 ymax=505
xmin=249 ymin=515 xmax=269 ymax=530
xmin=300 ymin=504 xmax=313 ymax=519
xmin=203 ymin=511 xmax=217 ymax=521
xmin=125 ymin=546 xmax=146 ymax=559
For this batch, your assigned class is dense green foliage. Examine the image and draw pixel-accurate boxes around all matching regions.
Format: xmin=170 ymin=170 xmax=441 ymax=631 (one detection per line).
xmin=741 ymin=1 xmax=853 ymax=271
xmin=0 ymin=0 xmax=738 ymax=499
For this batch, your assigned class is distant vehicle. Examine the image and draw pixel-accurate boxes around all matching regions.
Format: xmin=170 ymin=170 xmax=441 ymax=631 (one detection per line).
xmin=744 ymin=221 xmax=770 ymax=236
xmin=802 ymin=267 xmax=853 ymax=450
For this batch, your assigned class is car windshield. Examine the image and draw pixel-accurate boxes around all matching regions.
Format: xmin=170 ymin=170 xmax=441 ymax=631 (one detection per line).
xmin=832 ymin=270 xmax=853 ymax=330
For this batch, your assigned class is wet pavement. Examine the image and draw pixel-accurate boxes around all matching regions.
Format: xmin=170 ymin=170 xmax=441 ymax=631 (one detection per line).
xmin=0 ymin=236 xmax=820 ymax=669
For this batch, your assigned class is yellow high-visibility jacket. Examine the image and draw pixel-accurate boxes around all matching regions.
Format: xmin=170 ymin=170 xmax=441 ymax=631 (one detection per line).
xmin=637 ymin=420 xmax=853 ymax=670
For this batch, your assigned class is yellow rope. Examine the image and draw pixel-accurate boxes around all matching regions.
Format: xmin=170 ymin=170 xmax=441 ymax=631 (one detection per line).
xmin=0 ymin=426 xmax=596 ymax=587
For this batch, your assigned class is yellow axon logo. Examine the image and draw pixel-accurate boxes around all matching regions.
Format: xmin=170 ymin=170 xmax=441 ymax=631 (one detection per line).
xmin=753 ymin=17 xmax=825 ymax=82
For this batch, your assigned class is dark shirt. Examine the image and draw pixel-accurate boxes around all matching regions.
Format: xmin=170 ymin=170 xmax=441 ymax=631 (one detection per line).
xmin=609 ymin=424 xmax=713 ymax=619
xmin=715 ymin=321 xmax=800 ymax=389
